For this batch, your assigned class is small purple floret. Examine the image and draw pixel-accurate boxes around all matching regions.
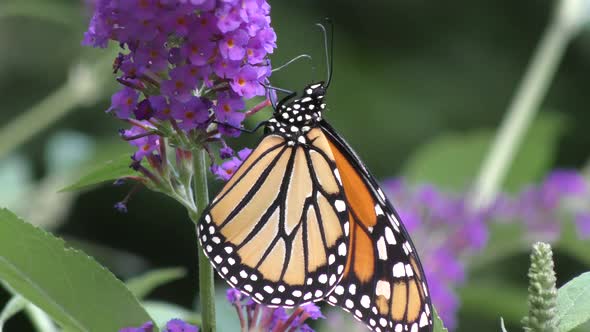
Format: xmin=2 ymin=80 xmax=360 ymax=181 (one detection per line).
xmin=164 ymin=319 xmax=199 ymax=332
xmin=119 ymin=321 xmax=154 ymax=332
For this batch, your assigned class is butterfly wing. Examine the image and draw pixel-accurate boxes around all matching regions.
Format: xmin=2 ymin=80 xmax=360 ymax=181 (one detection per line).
xmin=199 ymin=130 xmax=350 ymax=307
xmin=319 ymin=121 xmax=433 ymax=332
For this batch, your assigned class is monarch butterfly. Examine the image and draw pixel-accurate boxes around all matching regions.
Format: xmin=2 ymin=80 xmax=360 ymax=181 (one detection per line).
xmin=198 ymin=24 xmax=433 ymax=332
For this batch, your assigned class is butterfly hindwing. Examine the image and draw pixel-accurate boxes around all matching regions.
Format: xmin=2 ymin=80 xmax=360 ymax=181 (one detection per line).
xmin=320 ymin=122 xmax=433 ymax=332
xmin=199 ymin=131 xmax=350 ymax=307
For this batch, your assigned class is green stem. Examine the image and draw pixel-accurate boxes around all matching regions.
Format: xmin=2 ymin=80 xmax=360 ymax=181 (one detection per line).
xmin=190 ymin=149 xmax=216 ymax=332
xmin=470 ymin=0 xmax=580 ymax=210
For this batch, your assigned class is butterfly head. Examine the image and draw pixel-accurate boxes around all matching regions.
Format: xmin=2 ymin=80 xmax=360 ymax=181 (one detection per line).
xmin=266 ymin=82 xmax=327 ymax=141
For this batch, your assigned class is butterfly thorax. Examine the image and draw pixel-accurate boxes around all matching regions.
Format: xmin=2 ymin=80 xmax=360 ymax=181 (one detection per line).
xmin=266 ymin=82 xmax=327 ymax=146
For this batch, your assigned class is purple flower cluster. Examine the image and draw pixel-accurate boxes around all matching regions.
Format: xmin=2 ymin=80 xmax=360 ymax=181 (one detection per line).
xmin=226 ymin=288 xmax=324 ymax=331
xmin=83 ymin=0 xmax=276 ymax=162
xmin=515 ymin=170 xmax=590 ymax=241
xmin=384 ymin=179 xmax=487 ymax=329
xmin=382 ymin=169 xmax=590 ymax=330
xmin=120 ymin=319 xmax=198 ymax=332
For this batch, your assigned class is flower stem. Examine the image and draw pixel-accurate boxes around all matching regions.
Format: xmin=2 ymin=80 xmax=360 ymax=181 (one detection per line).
xmin=191 ymin=148 xmax=216 ymax=332
xmin=470 ymin=0 xmax=580 ymax=210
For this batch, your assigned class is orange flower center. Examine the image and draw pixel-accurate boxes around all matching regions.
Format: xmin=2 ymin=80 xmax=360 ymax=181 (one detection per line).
xmin=185 ymin=111 xmax=195 ymax=119
xmin=227 ymin=39 xmax=235 ymax=48
xmin=237 ymin=78 xmax=246 ymax=86
xmin=223 ymin=104 xmax=231 ymax=112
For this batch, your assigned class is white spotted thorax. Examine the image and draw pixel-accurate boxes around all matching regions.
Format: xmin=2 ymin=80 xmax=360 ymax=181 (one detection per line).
xmin=266 ymin=82 xmax=327 ymax=146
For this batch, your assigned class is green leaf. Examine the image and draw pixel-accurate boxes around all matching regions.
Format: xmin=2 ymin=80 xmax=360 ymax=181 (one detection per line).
xmin=403 ymin=114 xmax=566 ymax=191
xmin=0 ymin=209 xmax=153 ymax=332
xmin=433 ymin=307 xmax=448 ymax=332
xmin=127 ymin=268 xmax=186 ymax=300
xmin=142 ymin=301 xmax=200 ymax=328
xmin=556 ymin=272 xmax=590 ymax=332
xmin=60 ymin=154 xmax=136 ymax=192
xmin=0 ymin=295 xmax=26 ymax=331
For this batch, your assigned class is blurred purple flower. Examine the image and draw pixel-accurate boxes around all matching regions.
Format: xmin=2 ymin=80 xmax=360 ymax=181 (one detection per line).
xmin=517 ymin=170 xmax=588 ymax=241
xmin=120 ymin=319 xmax=198 ymax=332
xmin=119 ymin=321 xmax=154 ymax=332
xmin=226 ymin=288 xmax=242 ymax=304
xmin=301 ymin=303 xmax=325 ymax=320
xmin=164 ymin=319 xmax=199 ymax=332
xmin=575 ymin=213 xmax=590 ymax=238
xmin=381 ymin=169 xmax=590 ymax=330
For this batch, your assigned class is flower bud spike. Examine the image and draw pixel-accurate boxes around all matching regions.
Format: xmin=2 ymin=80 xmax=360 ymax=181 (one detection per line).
xmin=522 ymin=242 xmax=558 ymax=332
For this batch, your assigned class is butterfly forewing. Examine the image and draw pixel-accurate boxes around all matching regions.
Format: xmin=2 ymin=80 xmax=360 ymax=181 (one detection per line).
xmin=320 ymin=122 xmax=433 ymax=332
xmin=199 ymin=131 xmax=350 ymax=307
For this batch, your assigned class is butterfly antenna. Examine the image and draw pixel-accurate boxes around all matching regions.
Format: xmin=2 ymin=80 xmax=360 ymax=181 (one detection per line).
xmin=316 ymin=18 xmax=334 ymax=88
xmin=272 ymin=54 xmax=313 ymax=73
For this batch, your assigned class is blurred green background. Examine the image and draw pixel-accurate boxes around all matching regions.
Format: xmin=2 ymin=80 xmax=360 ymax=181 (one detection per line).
xmin=1 ymin=0 xmax=589 ymax=331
